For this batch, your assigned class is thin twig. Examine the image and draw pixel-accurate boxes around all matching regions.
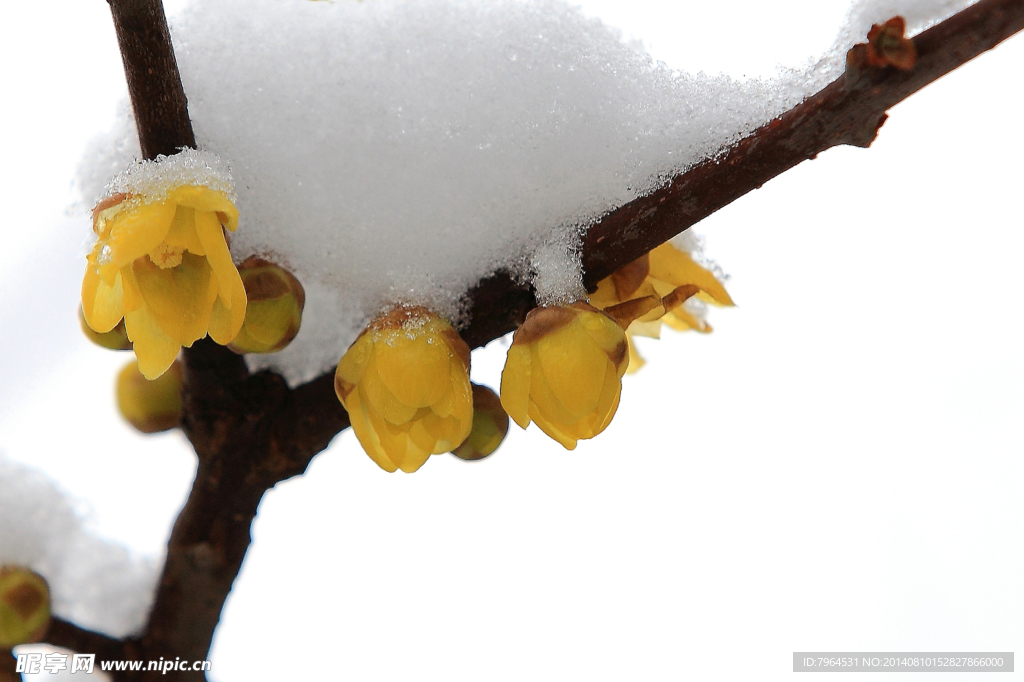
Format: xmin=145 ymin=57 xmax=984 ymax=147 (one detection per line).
xmin=577 ymin=0 xmax=1024 ymax=287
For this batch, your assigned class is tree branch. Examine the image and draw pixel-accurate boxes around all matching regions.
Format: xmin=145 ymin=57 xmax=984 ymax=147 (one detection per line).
xmin=43 ymin=617 xmax=131 ymax=664
xmin=107 ymin=0 xmax=195 ymax=158
xmin=50 ymin=0 xmax=1023 ymax=678
xmin=469 ymin=0 xmax=1024 ymax=346
xmin=142 ymin=347 xmax=349 ymax=673
xmin=578 ymin=0 xmax=1024 ymax=287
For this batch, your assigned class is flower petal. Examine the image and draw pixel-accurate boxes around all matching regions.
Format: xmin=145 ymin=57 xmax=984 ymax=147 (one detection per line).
xmin=131 ymin=252 xmax=215 ymax=346
xmin=528 ymin=400 xmax=580 ymax=450
xmin=584 ymin=363 xmax=622 ymax=437
xmin=407 ymin=419 xmax=439 ymax=456
xmin=500 ymin=344 xmax=533 ymax=429
xmin=648 ymin=244 xmax=734 ymax=306
xmin=198 ymin=209 xmax=247 ymax=344
xmin=529 ymin=346 xmax=585 ymax=426
xmin=423 ymin=412 xmax=460 ymax=450
xmin=82 ymin=258 xmax=124 ymax=333
xmin=346 ymin=389 xmax=398 ymax=473
xmin=365 ymin=402 xmax=420 ymax=472
xmin=374 ymin=332 xmax=449 ymax=408
xmin=335 ymin=332 xmax=372 ymax=398
xmin=536 ymin=321 xmax=605 ymax=419
xmin=105 ymin=199 xmax=176 ymax=269
xmin=361 ymin=361 xmax=418 ymax=425
xmin=162 ymin=205 xmax=206 ymax=256
xmin=124 ymin=306 xmax=181 ymax=380
xmin=119 ymin=264 xmax=145 ymax=314
xmin=194 ymin=211 xmax=237 ymax=304
xmin=171 ymin=186 xmax=239 ymax=232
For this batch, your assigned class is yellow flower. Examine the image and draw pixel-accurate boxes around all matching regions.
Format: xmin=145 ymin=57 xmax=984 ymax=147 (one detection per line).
xmin=335 ymin=306 xmax=473 ymax=473
xmin=590 ymin=241 xmax=734 ymax=371
xmin=500 ymin=301 xmax=650 ymax=450
xmin=81 ymin=186 xmax=247 ymax=380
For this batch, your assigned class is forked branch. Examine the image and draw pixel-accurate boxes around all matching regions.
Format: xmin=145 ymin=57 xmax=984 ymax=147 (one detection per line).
xmin=44 ymin=0 xmax=1024 ymax=679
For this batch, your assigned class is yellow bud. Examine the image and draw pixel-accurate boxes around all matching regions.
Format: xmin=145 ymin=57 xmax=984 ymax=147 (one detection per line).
xmin=228 ymin=258 xmax=305 ymax=354
xmin=335 ymin=306 xmax=473 ymax=473
xmin=116 ymin=359 xmax=183 ymax=433
xmin=451 ymin=384 xmax=509 ymax=461
xmin=0 ymin=566 xmax=50 ymax=648
xmin=500 ymin=302 xmax=628 ymax=450
xmin=79 ymin=306 xmax=131 ymax=351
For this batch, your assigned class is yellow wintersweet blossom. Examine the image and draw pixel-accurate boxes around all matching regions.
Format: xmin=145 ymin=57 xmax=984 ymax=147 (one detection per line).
xmin=500 ymin=300 xmax=656 ymax=450
xmin=590 ymin=241 xmax=734 ymax=371
xmin=335 ymin=306 xmax=474 ymax=473
xmin=81 ymin=186 xmax=247 ymax=380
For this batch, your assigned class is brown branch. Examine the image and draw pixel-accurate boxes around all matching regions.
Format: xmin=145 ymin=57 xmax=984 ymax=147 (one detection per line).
xmin=469 ymin=0 xmax=1024 ymax=346
xmin=1 ymin=649 xmax=17 ymax=682
xmin=51 ymin=0 xmax=1023 ymax=678
xmin=43 ymin=617 xmax=132 ymax=664
xmin=142 ymin=346 xmax=349 ymax=673
xmin=578 ymin=0 xmax=1024 ymax=287
xmin=107 ymin=0 xmax=195 ymax=158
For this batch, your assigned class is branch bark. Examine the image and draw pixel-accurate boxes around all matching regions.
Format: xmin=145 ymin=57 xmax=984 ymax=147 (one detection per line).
xmin=578 ymin=0 xmax=1024 ymax=287
xmin=49 ymin=0 xmax=1024 ymax=678
xmin=44 ymin=617 xmax=131 ymax=665
xmin=107 ymin=0 xmax=195 ymax=158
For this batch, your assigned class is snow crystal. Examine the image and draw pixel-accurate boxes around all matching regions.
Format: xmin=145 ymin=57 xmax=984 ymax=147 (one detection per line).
xmin=529 ymin=226 xmax=586 ymax=307
xmin=101 ymin=148 xmax=235 ymax=203
xmin=0 ymin=457 xmax=158 ymax=638
xmin=77 ymin=0 xmax=978 ymax=385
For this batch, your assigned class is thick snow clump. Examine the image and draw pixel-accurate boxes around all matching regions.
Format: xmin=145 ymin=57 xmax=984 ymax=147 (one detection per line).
xmin=78 ymin=0 xmax=977 ymax=384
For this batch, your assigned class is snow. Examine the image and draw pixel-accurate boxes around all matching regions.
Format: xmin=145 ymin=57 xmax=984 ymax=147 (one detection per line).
xmin=101 ymin=149 xmax=235 ymax=206
xmin=0 ymin=458 xmax=159 ymax=638
xmin=835 ymin=0 xmax=977 ymax=57
xmin=77 ymin=0 xmax=978 ymax=385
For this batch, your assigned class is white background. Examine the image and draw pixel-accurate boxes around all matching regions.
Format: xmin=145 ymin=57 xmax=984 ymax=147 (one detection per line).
xmin=1 ymin=0 xmax=1021 ymax=680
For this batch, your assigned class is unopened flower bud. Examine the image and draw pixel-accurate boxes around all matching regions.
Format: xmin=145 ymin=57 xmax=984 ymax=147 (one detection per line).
xmin=79 ymin=306 xmax=132 ymax=351
xmin=228 ymin=258 xmax=305 ymax=354
xmin=336 ymin=306 xmax=473 ymax=473
xmin=501 ymin=302 xmax=638 ymax=450
xmin=451 ymin=384 xmax=509 ymax=461
xmin=0 ymin=566 xmax=50 ymax=648
xmin=116 ymin=359 xmax=183 ymax=433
